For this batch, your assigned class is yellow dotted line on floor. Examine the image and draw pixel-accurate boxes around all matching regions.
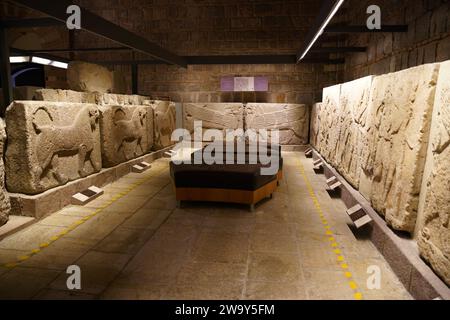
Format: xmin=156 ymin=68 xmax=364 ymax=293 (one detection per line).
xmin=298 ymin=159 xmax=363 ymax=301
xmin=1 ymin=172 xmax=157 ymax=270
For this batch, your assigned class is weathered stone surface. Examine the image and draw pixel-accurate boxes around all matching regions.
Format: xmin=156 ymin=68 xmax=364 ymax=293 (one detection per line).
xmin=99 ymin=105 xmax=154 ymax=167
xmin=149 ymin=100 xmax=176 ymax=149
xmin=335 ymin=76 xmax=374 ymax=189
xmin=367 ymin=64 xmax=440 ymax=232
xmin=183 ymin=103 xmax=244 ymax=134
xmin=417 ymin=61 xmax=450 ymax=286
xmin=245 ymin=103 xmax=309 ymax=145
xmin=5 ymin=101 xmax=102 ymax=195
xmin=318 ymin=85 xmax=341 ymax=165
xmin=98 ymin=94 xmax=148 ymax=106
xmin=35 ymin=89 xmax=97 ymax=104
xmin=310 ymin=103 xmax=322 ymax=150
xmin=0 ymin=118 xmax=11 ymax=226
xmin=67 ymin=61 xmax=114 ymax=94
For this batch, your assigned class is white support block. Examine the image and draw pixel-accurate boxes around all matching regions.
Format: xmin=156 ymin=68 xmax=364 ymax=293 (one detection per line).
xmin=354 ymin=215 xmax=373 ymax=229
xmin=327 ymin=181 xmax=342 ymax=191
xmin=347 ymin=204 xmax=363 ymax=217
xmin=132 ymin=161 xmax=152 ymax=173
xmin=71 ymin=186 xmax=104 ymax=206
xmin=326 ymin=176 xmax=337 ymax=185
xmin=313 ymin=159 xmax=322 ymax=165
xmin=305 ymin=149 xmax=313 ymax=158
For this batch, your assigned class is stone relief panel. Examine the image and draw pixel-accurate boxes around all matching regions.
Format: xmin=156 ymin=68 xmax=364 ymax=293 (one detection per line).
xmin=0 ymin=118 xmax=11 ymax=226
xmin=418 ymin=61 xmax=450 ymax=286
xmin=310 ymin=103 xmax=322 ymax=150
xmin=368 ymin=64 xmax=440 ymax=233
xmin=99 ymin=105 xmax=153 ymax=167
xmin=35 ymin=89 xmax=97 ymax=104
xmin=149 ymin=100 xmax=177 ymax=150
xmin=67 ymin=61 xmax=114 ymax=94
xmin=335 ymin=76 xmax=374 ymax=189
xmin=183 ymin=103 xmax=244 ymax=136
xmin=245 ymin=104 xmax=310 ymax=145
xmin=319 ymin=84 xmax=341 ymax=166
xmin=5 ymin=101 xmax=102 ymax=195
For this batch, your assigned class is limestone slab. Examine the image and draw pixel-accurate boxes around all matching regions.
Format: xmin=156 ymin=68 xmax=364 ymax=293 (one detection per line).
xmin=417 ymin=60 xmax=450 ymax=286
xmin=318 ymin=84 xmax=341 ymax=165
xmin=335 ymin=76 xmax=374 ymax=188
xmin=5 ymin=101 xmax=102 ymax=195
xmin=0 ymin=118 xmax=10 ymax=226
xmin=183 ymin=103 xmax=244 ymax=134
xmin=245 ymin=103 xmax=309 ymax=145
xmin=99 ymin=105 xmax=154 ymax=167
xmin=67 ymin=61 xmax=114 ymax=94
xmin=149 ymin=100 xmax=176 ymax=149
xmin=368 ymin=64 xmax=440 ymax=232
xmin=309 ymin=103 xmax=322 ymax=150
xmin=34 ymin=89 xmax=97 ymax=104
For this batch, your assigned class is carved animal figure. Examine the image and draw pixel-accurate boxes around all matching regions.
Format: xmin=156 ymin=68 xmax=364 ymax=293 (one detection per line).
xmin=32 ymin=105 xmax=101 ymax=185
xmin=113 ymin=106 xmax=147 ymax=158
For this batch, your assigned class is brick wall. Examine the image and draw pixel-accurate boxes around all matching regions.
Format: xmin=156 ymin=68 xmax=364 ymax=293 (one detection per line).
xmin=341 ymin=0 xmax=450 ymax=81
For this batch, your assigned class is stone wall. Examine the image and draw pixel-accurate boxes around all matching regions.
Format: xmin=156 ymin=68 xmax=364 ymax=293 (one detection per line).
xmin=5 ymin=101 xmax=102 ymax=195
xmin=309 ymin=103 xmax=322 ymax=149
xmin=245 ymin=103 xmax=309 ymax=145
xmin=99 ymin=105 xmax=154 ymax=167
xmin=417 ymin=60 xmax=450 ymax=286
xmin=183 ymin=103 xmax=244 ymax=134
xmin=342 ymin=0 xmax=450 ymax=81
xmin=0 ymin=118 xmax=10 ymax=226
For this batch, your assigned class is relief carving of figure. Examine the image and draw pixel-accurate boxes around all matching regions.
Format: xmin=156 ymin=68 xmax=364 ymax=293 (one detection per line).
xmin=113 ymin=106 xmax=147 ymax=159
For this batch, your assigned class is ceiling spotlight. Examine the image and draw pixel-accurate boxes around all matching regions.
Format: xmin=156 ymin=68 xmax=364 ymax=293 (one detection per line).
xmin=31 ymin=56 xmax=68 ymax=69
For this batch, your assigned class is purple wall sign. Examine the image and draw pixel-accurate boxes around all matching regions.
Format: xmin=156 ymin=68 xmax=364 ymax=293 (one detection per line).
xmin=254 ymin=77 xmax=269 ymax=92
xmin=221 ymin=76 xmax=235 ymax=92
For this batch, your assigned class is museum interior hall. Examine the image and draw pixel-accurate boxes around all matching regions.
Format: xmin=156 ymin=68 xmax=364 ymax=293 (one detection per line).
xmin=0 ymin=0 xmax=448 ymax=301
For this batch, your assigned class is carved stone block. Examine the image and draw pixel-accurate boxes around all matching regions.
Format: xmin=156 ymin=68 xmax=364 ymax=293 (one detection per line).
xmin=418 ymin=60 xmax=450 ymax=286
xmin=5 ymin=101 xmax=102 ymax=195
xmin=183 ymin=103 xmax=244 ymax=135
xmin=35 ymin=89 xmax=97 ymax=104
xmin=245 ymin=103 xmax=309 ymax=145
xmin=149 ymin=100 xmax=177 ymax=150
xmin=368 ymin=63 xmax=440 ymax=232
xmin=99 ymin=105 xmax=154 ymax=167
xmin=67 ymin=61 xmax=114 ymax=94
xmin=335 ymin=76 xmax=374 ymax=189
xmin=0 ymin=118 xmax=11 ymax=226
xmin=319 ymin=85 xmax=341 ymax=165
xmin=310 ymin=103 xmax=323 ymax=150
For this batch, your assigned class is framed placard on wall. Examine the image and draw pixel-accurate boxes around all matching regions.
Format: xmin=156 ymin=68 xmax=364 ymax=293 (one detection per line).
xmin=221 ymin=76 xmax=268 ymax=92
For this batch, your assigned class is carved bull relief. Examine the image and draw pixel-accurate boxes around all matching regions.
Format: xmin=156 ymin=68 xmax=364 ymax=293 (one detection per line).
xmin=149 ymin=100 xmax=177 ymax=150
xmin=99 ymin=105 xmax=153 ymax=167
xmin=5 ymin=101 xmax=102 ymax=195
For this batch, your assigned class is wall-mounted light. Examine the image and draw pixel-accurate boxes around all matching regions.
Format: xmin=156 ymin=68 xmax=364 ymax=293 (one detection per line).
xmin=297 ymin=0 xmax=345 ymax=62
xmin=10 ymin=55 xmax=68 ymax=69
xmin=9 ymin=56 xmax=31 ymax=63
xmin=31 ymin=56 xmax=68 ymax=69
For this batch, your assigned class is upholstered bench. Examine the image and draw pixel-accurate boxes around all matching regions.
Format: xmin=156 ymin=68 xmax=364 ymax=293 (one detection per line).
xmin=170 ymin=145 xmax=283 ymax=211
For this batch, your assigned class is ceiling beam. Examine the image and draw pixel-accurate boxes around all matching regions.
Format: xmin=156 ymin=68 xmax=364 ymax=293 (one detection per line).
xmin=296 ymin=0 xmax=345 ymax=63
xmin=0 ymin=18 xmax=63 ymax=28
xmin=311 ymin=47 xmax=366 ymax=53
xmin=24 ymin=47 xmax=132 ymax=54
xmin=325 ymin=25 xmax=408 ymax=33
xmin=10 ymin=0 xmax=187 ymax=67
xmin=97 ymin=55 xmax=345 ymax=65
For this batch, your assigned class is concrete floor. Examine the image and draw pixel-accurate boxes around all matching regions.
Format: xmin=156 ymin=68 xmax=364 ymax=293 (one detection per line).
xmin=0 ymin=152 xmax=412 ymax=300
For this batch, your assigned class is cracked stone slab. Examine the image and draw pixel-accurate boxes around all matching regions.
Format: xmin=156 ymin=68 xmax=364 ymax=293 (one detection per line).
xmin=147 ymin=100 xmax=176 ymax=150
xmin=183 ymin=103 xmax=244 ymax=135
xmin=310 ymin=103 xmax=322 ymax=150
xmin=5 ymin=101 xmax=102 ymax=195
xmin=67 ymin=61 xmax=114 ymax=94
xmin=367 ymin=63 xmax=440 ymax=233
xmin=417 ymin=60 xmax=450 ymax=286
xmin=0 ymin=118 xmax=10 ymax=226
xmin=318 ymin=84 xmax=341 ymax=165
xmin=245 ymin=103 xmax=309 ymax=145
